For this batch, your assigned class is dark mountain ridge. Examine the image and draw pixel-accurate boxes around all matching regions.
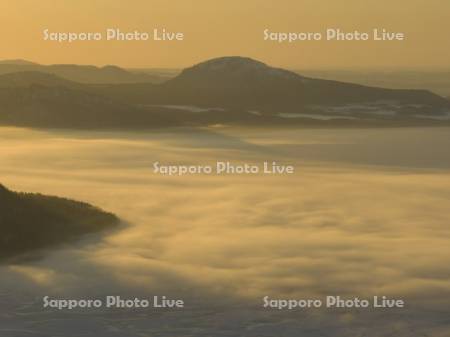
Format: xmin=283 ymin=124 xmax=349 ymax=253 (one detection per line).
xmin=0 ymin=62 xmax=164 ymax=84
xmin=93 ymin=57 xmax=450 ymax=115
xmin=0 ymin=72 xmax=180 ymax=128
xmin=0 ymin=56 xmax=449 ymax=128
xmin=0 ymin=59 xmax=39 ymax=66
xmin=160 ymin=57 xmax=450 ymax=109
xmin=0 ymin=71 xmax=84 ymax=89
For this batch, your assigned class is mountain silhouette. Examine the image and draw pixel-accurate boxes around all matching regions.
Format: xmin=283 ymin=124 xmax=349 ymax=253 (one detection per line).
xmin=0 ymin=72 xmax=180 ymax=128
xmin=94 ymin=56 xmax=449 ymax=117
xmin=0 ymin=61 xmax=164 ymax=84
xmin=173 ymin=56 xmax=301 ymax=85
xmin=0 ymin=71 xmax=84 ymax=89
xmin=158 ymin=57 xmax=450 ymax=111
xmin=0 ymin=59 xmax=39 ymax=66
xmin=0 ymin=56 xmax=449 ymax=128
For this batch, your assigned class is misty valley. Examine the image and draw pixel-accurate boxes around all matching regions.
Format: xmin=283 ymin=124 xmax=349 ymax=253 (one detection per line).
xmin=0 ymin=125 xmax=449 ymax=336
xmin=2 ymin=0 xmax=450 ymax=334
xmin=0 ymin=57 xmax=449 ymax=337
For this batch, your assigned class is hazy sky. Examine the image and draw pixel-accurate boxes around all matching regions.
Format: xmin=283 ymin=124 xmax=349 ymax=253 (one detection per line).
xmin=0 ymin=0 xmax=449 ymax=69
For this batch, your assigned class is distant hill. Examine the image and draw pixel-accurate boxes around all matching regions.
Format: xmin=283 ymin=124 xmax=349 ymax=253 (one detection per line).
xmin=296 ymin=69 xmax=450 ymax=98
xmin=0 ymin=71 xmax=180 ymax=128
xmin=159 ymin=57 xmax=450 ymax=111
xmin=0 ymin=183 xmax=119 ymax=262
xmin=0 ymin=61 xmax=165 ymax=84
xmin=0 ymin=56 xmax=449 ymax=128
xmin=0 ymin=71 xmax=84 ymax=89
xmin=0 ymin=59 xmax=39 ymax=66
xmin=94 ymin=57 xmax=449 ymax=113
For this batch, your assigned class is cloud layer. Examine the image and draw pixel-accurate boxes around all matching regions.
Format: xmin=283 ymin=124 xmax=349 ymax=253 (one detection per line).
xmin=0 ymin=126 xmax=449 ymax=336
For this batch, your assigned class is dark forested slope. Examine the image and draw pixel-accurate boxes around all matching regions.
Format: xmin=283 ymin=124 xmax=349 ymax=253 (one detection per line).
xmin=0 ymin=184 xmax=119 ymax=262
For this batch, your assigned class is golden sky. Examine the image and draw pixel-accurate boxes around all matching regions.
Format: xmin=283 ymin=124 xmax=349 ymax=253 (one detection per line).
xmin=0 ymin=0 xmax=449 ymax=69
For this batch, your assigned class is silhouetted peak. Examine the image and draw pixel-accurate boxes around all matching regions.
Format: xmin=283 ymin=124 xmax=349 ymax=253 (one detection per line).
xmin=0 ymin=59 xmax=39 ymax=66
xmin=101 ymin=65 xmax=127 ymax=73
xmin=190 ymin=56 xmax=269 ymax=72
xmin=174 ymin=56 xmax=301 ymax=84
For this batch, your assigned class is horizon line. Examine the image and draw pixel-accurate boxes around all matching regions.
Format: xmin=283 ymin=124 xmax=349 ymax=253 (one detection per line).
xmin=1 ymin=57 xmax=450 ymax=72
